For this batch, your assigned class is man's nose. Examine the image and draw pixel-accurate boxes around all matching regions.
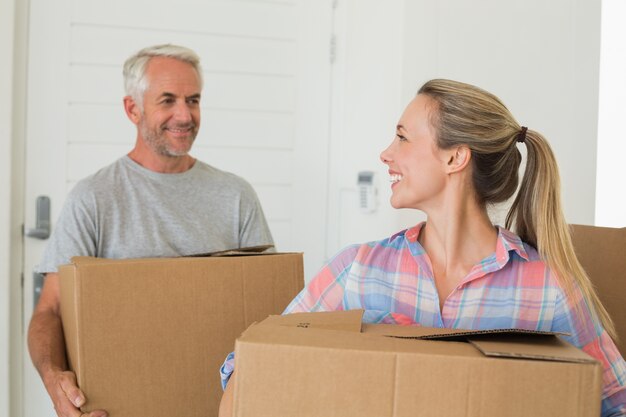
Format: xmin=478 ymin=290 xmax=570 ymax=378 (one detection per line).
xmin=173 ymin=102 xmax=193 ymax=122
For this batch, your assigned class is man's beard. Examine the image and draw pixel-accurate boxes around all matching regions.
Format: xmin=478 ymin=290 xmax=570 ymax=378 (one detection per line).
xmin=141 ymin=121 xmax=198 ymax=157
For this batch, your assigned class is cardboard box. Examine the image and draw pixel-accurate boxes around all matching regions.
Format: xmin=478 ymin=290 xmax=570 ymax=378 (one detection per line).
xmin=233 ymin=310 xmax=602 ymax=417
xmin=571 ymin=224 xmax=626 ymax=356
xmin=59 ymin=252 xmax=304 ymax=417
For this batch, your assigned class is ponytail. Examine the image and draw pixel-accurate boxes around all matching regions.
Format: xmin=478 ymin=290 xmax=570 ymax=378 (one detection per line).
xmin=505 ymin=130 xmax=617 ymax=340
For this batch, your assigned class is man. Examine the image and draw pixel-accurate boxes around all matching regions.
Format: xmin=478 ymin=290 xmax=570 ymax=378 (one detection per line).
xmin=28 ymin=44 xmax=274 ymax=417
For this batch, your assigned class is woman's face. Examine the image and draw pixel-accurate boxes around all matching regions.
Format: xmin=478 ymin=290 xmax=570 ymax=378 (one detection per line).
xmin=380 ymin=94 xmax=450 ymax=211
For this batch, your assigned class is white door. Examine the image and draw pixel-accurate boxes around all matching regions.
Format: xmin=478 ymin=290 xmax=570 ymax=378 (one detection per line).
xmin=22 ymin=0 xmax=334 ymax=415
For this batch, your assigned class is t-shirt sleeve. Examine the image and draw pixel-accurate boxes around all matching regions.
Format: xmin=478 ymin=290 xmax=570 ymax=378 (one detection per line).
xmin=35 ymin=183 xmax=98 ymax=273
xmin=237 ymin=181 xmax=274 ymax=249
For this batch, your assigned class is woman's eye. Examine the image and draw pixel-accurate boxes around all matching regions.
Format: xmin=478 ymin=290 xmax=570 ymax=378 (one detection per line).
xmin=396 ymin=134 xmax=407 ymax=142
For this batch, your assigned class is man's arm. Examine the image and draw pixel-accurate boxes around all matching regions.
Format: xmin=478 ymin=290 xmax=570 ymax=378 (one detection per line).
xmin=28 ymin=272 xmax=107 ymax=417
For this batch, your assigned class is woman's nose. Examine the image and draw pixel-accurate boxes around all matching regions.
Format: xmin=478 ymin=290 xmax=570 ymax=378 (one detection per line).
xmin=380 ymin=143 xmax=393 ymax=164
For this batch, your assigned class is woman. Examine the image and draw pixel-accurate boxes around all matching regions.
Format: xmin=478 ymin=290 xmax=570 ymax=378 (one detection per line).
xmin=220 ymin=79 xmax=625 ymax=416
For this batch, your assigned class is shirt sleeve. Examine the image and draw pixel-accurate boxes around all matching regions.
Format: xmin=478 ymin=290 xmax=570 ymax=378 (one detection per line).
xmin=36 ymin=182 xmax=98 ymax=274
xmin=552 ymin=286 xmax=626 ymax=416
xmin=219 ymin=351 xmax=236 ymax=390
xmin=237 ymin=181 xmax=275 ymax=249
xmin=283 ymin=244 xmax=359 ymax=314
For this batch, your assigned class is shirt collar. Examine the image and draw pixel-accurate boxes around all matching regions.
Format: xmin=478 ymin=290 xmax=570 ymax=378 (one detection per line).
xmin=404 ymin=222 xmax=423 ymax=243
xmin=495 ymin=226 xmax=530 ymax=263
xmin=404 ymin=222 xmax=530 ymax=263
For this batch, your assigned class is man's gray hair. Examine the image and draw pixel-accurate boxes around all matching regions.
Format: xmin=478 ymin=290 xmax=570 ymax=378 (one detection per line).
xmin=123 ymin=44 xmax=203 ymax=109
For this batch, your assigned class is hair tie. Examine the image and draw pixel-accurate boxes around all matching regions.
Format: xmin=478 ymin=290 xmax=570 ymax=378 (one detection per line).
xmin=517 ymin=126 xmax=528 ymax=143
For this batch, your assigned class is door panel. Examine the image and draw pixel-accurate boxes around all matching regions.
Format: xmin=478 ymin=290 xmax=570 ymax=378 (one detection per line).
xmin=23 ymin=0 xmax=71 ymax=413
xmin=23 ymin=1 xmax=332 ymax=416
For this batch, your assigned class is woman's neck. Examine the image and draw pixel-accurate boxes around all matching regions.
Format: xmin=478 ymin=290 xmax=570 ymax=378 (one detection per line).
xmin=420 ymin=212 xmax=497 ymax=268
xmin=418 ymin=191 xmax=498 ymax=301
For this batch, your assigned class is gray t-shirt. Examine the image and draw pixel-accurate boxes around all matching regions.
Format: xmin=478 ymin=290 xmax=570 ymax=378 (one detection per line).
xmin=37 ymin=156 xmax=274 ymax=273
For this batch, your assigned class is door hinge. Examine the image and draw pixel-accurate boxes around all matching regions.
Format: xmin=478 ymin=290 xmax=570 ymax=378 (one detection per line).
xmin=330 ymin=34 xmax=337 ymax=64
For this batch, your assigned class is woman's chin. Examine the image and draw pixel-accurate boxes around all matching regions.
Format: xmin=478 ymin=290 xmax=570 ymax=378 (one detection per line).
xmin=389 ymin=198 xmax=405 ymax=210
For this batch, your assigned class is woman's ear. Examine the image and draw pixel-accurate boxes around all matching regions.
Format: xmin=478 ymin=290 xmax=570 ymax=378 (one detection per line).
xmin=445 ymin=146 xmax=471 ymax=174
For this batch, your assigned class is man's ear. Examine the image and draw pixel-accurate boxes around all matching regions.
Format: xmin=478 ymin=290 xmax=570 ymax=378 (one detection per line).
xmin=123 ymin=96 xmax=141 ymax=125
xmin=445 ymin=145 xmax=471 ymax=174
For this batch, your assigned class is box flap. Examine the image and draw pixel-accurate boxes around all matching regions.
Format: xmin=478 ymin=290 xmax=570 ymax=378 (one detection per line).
xmin=253 ymin=312 xmax=593 ymax=364
xmin=412 ymin=328 xmax=569 ymax=340
xmin=260 ymin=309 xmax=363 ymax=332
xmin=468 ymin=334 xmax=597 ymax=363
xmin=190 ymin=245 xmax=275 ymax=257
xmin=69 ymin=246 xmax=278 ymax=266
xmin=69 ymin=256 xmax=113 ymax=265
xmin=364 ymin=324 xmax=567 ymax=339
xmin=365 ymin=324 xmax=589 ymax=363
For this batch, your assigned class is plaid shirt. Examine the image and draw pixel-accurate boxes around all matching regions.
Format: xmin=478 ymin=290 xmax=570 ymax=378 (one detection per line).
xmin=221 ymin=222 xmax=625 ymax=416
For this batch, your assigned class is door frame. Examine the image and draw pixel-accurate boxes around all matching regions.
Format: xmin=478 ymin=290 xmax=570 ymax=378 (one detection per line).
xmin=0 ymin=0 xmax=14 ymax=413
xmin=3 ymin=0 xmax=29 ymax=415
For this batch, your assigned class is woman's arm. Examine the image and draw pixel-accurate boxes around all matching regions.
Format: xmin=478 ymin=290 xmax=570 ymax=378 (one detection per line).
xmin=552 ymin=288 xmax=626 ymax=416
xmin=218 ymin=371 xmax=236 ymax=417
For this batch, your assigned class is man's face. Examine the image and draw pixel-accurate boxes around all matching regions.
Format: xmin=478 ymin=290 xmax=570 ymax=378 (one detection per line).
xmin=136 ymin=57 xmax=201 ymax=157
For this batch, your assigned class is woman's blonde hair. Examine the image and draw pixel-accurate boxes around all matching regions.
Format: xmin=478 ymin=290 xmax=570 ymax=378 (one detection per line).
xmin=418 ymin=78 xmax=616 ymax=340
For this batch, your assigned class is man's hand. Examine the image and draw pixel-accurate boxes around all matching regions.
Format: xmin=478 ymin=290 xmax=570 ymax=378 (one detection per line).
xmin=44 ymin=369 xmax=107 ymax=417
xmin=28 ymin=273 xmax=107 ymax=417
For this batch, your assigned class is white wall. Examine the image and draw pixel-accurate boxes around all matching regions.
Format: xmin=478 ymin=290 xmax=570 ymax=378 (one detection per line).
xmin=402 ymin=0 xmax=601 ymax=226
xmin=327 ymin=0 xmax=421 ymax=258
xmin=329 ymin=0 xmax=603 ymax=257
xmin=597 ymin=0 xmax=626 ymax=227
